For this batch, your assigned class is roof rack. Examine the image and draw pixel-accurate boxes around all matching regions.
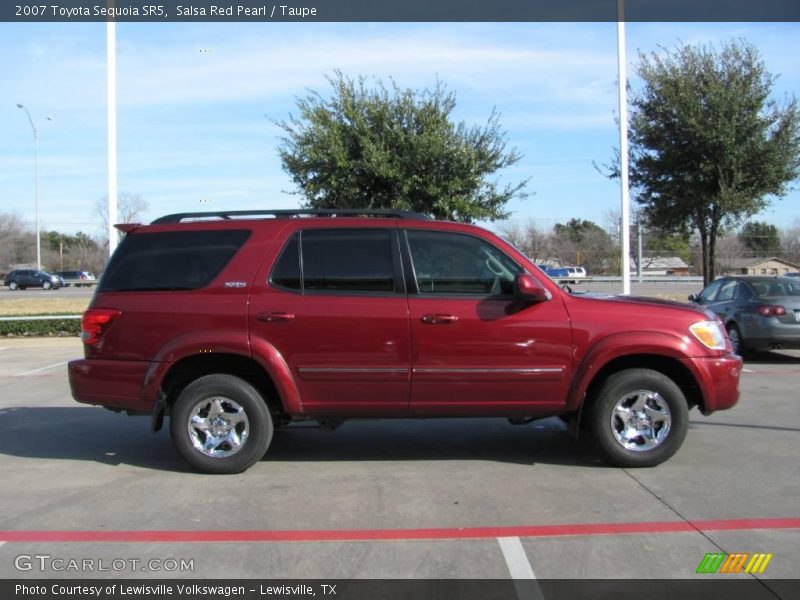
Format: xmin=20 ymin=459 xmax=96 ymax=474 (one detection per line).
xmin=151 ymin=209 xmax=431 ymax=224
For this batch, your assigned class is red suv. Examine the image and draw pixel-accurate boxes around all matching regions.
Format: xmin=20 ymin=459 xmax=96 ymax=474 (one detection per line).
xmin=68 ymin=209 xmax=741 ymax=473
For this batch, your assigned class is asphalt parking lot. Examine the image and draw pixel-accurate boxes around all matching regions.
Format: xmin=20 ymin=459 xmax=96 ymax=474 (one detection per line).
xmin=0 ymin=338 xmax=798 ymax=589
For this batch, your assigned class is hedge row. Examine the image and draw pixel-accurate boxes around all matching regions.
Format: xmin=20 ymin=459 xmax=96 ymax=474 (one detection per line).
xmin=0 ymin=318 xmax=81 ymax=337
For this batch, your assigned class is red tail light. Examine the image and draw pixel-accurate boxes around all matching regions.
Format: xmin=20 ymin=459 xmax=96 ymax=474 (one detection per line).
xmin=81 ymin=308 xmax=121 ymax=345
xmin=757 ymin=305 xmax=787 ymax=317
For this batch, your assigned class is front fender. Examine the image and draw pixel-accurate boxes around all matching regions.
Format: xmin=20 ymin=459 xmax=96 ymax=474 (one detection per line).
xmin=566 ymin=330 xmax=697 ymax=411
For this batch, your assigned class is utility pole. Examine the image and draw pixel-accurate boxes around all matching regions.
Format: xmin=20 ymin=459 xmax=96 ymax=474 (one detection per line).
xmin=617 ymin=0 xmax=631 ymax=294
xmin=107 ymin=16 xmax=118 ymax=258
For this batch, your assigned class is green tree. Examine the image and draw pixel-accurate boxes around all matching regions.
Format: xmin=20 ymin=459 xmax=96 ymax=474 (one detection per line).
xmin=739 ymin=221 xmax=780 ymax=256
xmin=552 ymin=218 xmax=615 ymax=274
xmin=643 ymin=229 xmax=692 ymax=263
xmin=275 ymin=72 xmax=528 ymax=222
xmin=554 ymin=218 xmax=609 ymax=244
xmin=627 ymin=40 xmax=800 ymax=285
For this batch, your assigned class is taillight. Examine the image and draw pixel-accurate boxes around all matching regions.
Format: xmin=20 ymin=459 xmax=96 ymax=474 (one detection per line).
xmin=757 ymin=305 xmax=787 ymax=317
xmin=81 ymin=308 xmax=121 ymax=345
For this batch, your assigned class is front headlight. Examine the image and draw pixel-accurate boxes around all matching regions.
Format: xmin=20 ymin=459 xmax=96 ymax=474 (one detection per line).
xmin=689 ymin=320 xmax=727 ymax=350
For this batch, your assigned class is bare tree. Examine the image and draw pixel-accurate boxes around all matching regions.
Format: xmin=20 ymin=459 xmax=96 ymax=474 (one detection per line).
xmin=780 ymin=219 xmax=800 ymax=264
xmin=497 ymin=220 xmax=553 ymax=263
xmin=95 ymin=193 xmax=150 ymax=236
xmin=0 ymin=212 xmax=35 ymax=270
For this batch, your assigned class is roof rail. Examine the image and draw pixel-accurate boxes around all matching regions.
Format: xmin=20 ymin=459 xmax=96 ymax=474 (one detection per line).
xmin=151 ymin=209 xmax=431 ymax=224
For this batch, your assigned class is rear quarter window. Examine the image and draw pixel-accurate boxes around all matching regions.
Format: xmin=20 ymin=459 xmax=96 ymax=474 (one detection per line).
xmin=99 ymin=229 xmax=250 ymax=292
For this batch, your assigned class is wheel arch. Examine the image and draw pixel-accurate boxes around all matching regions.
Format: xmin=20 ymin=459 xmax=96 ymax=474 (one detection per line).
xmin=581 ymin=354 xmax=702 ymax=419
xmin=155 ymin=353 xmax=286 ymax=431
xmin=567 ymin=332 xmax=706 ymax=417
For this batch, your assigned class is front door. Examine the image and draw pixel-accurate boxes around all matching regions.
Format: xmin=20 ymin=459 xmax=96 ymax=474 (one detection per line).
xmin=403 ymin=228 xmax=573 ymax=415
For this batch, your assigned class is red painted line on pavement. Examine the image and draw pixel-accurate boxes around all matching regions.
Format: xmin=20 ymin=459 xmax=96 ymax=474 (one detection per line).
xmin=1 ymin=518 xmax=799 ymax=544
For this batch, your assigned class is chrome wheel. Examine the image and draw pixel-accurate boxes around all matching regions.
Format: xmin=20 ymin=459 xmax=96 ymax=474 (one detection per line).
xmin=8 ymin=281 xmax=18 ymax=291
xmin=43 ymin=281 xmax=52 ymax=290
xmin=610 ymin=390 xmax=672 ymax=452
xmin=187 ymin=396 xmax=250 ymax=458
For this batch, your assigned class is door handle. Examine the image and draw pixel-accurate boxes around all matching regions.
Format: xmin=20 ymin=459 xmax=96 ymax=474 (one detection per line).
xmin=257 ymin=311 xmax=295 ymax=323
xmin=421 ymin=313 xmax=459 ymax=325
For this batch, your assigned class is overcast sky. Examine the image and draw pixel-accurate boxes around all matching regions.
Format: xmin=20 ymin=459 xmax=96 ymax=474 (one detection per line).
xmin=1 ymin=21 xmax=798 ymax=236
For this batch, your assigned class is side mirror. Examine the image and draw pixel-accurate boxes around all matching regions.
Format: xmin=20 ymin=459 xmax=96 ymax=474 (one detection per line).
xmin=515 ymin=273 xmax=551 ymax=303
xmin=688 ymin=293 xmax=699 ymax=302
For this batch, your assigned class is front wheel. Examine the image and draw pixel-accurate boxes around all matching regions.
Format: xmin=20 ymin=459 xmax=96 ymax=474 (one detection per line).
xmin=42 ymin=281 xmax=52 ymax=290
xmin=8 ymin=281 xmax=18 ymax=291
xmin=587 ymin=368 xmax=688 ymax=468
xmin=170 ymin=374 xmax=273 ymax=474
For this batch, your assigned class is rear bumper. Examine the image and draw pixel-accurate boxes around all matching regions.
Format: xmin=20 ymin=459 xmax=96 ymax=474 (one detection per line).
xmin=683 ymin=354 xmax=742 ymax=414
xmin=68 ymin=359 xmax=155 ymax=412
xmin=742 ymin=321 xmax=800 ymax=350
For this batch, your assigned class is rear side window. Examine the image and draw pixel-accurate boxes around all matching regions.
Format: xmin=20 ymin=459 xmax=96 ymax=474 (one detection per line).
xmin=270 ymin=229 xmax=396 ymax=293
xmin=99 ymin=230 xmax=250 ymax=292
xmin=270 ymin=233 xmax=301 ymax=290
xmin=302 ymin=229 xmax=395 ymax=293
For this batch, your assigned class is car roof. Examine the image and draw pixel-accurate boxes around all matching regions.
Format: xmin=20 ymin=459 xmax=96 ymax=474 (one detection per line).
xmin=722 ymin=275 xmax=797 ymax=283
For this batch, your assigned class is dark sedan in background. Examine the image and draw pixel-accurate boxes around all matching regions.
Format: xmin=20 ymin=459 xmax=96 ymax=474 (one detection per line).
xmin=3 ymin=269 xmax=64 ymax=291
xmin=690 ymin=276 xmax=800 ymax=355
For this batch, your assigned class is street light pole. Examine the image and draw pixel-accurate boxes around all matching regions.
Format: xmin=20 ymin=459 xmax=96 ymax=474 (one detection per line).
xmin=617 ymin=0 xmax=631 ymax=295
xmin=16 ymin=103 xmax=46 ymax=271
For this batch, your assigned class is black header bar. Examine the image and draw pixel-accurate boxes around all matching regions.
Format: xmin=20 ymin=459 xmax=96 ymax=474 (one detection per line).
xmin=3 ymin=0 xmax=800 ymax=23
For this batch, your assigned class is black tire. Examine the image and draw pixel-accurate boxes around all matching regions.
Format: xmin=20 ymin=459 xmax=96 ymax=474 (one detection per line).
xmin=587 ymin=368 xmax=689 ymax=468
xmin=170 ymin=374 xmax=273 ymax=474
xmin=726 ymin=323 xmax=747 ymax=357
xmin=8 ymin=281 xmax=18 ymax=291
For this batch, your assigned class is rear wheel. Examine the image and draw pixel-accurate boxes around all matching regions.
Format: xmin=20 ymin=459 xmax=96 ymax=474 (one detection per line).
xmin=8 ymin=281 xmax=18 ymax=291
xmin=726 ymin=323 xmax=746 ymax=356
xmin=170 ymin=374 xmax=273 ymax=474
xmin=588 ymin=368 xmax=688 ymax=468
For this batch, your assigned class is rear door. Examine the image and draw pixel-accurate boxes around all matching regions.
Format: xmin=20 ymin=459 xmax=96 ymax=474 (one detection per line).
xmin=249 ymin=224 xmax=411 ymax=415
xmin=403 ymin=228 xmax=573 ymax=415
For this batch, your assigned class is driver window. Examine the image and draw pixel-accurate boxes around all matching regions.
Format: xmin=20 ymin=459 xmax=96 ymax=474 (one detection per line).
xmin=698 ymin=280 xmax=722 ymax=303
xmin=406 ymin=230 xmax=521 ymax=296
xmin=716 ymin=280 xmax=738 ymax=302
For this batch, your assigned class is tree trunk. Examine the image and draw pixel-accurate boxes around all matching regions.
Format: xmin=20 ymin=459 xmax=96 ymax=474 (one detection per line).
xmin=698 ymin=227 xmax=709 ymax=287
xmin=708 ymin=226 xmax=717 ymax=283
xmin=708 ymin=203 xmax=720 ymax=284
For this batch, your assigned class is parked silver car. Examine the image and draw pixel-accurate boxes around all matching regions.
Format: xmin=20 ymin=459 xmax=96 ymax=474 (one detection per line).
xmin=689 ymin=276 xmax=800 ymax=354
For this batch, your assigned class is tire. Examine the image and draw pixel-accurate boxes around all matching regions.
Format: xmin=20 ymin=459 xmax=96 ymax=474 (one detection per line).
xmin=42 ymin=281 xmax=52 ymax=290
xmin=170 ymin=374 xmax=273 ymax=474
xmin=587 ymin=368 xmax=689 ymax=468
xmin=726 ymin=323 xmax=746 ymax=357
xmin=8 ymin=281 xmax=18 ymax=291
